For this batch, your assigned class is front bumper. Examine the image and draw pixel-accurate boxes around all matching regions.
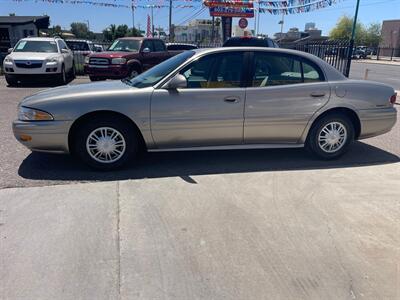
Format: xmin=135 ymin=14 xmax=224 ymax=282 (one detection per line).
xmin=4 ymin=62 xmax=61 ymax=75
xmin=358 ymin=107 xmax=397 ymax=139
xmin=13 ymin=120 xmax=73 ymax=153
xmin=84 ymin=64 xmax=129 ymax=79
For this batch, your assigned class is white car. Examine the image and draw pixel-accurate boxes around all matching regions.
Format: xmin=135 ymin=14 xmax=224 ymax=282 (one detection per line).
xmin=3 ymin=37 xmax=75 ymax=86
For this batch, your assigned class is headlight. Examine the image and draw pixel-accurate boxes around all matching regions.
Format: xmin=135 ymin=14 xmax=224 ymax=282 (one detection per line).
xmin=84 ymin=56 xmax=90 ymax=64
xmin=4 ymin=56 xmax=13 ymax=65
xmin=46 ymin=57 xmax=58 ymax=66
xmin=18 ymin=106 xmax=54 ymax=121
xmin=111 ymin=58 xmax=126 ymax=65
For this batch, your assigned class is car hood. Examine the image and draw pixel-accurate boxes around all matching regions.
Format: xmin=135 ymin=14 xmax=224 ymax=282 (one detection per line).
xmin=9 ymin=52 xmax=60 ymax=60
xmin=21 ymin=80 xmax=136 ymax=107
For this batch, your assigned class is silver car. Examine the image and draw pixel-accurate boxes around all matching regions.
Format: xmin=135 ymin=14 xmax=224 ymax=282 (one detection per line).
xmin=13 ymin=48 xmax=397 ymax=170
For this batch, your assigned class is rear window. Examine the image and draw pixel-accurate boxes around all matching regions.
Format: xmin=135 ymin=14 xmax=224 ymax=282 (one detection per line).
xmin=66 ymin=41 xmax=91 ymax=51
xmin=223 ymin=38 xmax=269 ymax=47
xmin=167 ymin=44 xmax=198 ymax=50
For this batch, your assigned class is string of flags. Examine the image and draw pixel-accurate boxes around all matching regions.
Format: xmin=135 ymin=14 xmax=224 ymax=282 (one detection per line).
xmin=258 ymin=0 xmax=343 ymax=14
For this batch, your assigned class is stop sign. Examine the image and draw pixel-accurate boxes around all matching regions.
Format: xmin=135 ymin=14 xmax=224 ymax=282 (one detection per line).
xmin=238 ymin=18 xmax=248 ymax=29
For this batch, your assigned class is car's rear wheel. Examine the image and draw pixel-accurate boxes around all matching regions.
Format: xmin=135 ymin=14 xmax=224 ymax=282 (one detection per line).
xmin=5 ymin=74 xmax=18 ymax=87
xmin=306 ymin=114 xmax=354 ymax=159
xmin=73 ymin=116 xmax=139 ymax=170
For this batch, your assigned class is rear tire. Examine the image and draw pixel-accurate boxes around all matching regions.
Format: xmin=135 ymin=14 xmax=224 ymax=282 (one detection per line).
xmin=89 ymin=76 xmax=103 ymax=81
xmin=306 ymin=114 xmax=354 ymax=160
xmin=72 ymin=116 xmax=139 ymax=170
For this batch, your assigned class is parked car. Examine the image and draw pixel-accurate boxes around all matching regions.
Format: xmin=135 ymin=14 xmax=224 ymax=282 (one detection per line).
xmin=166 ymin=43 xmax=198 ymax=51
xmin=223 ymin=36 xmax=279 ymax=48
xmin=13 ymin=48 xmax=397 ymax=170
xmin=84 ymin=37 xmax=182 ymax=81
xmin=65 ymin=39 xmax=101 ymax=54
xmin=3 ymin=36 xmax=75 ymax=86
xmin=352 ymin=49 xmax=367 ymax=59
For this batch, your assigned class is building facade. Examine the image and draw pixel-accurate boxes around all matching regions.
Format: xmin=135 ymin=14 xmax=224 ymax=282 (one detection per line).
xmin=379 ymin=19 xmax=400 ymax=57
xmin=172 ymin=19 xmax=221 ymax=44
xmin=0 ymin=16 xmax=50 ymax=54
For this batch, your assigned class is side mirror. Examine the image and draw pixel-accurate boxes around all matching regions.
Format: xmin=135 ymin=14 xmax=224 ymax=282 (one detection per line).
xmin=164 ymin=74 xmax=187 ymax=90
xmin=61 ymin=48 xmax=69 ymax=54
xmin=8 ymin=48 xmax=13 ymax=54
xmin=142 ymin=47 xmax=151 ymax=53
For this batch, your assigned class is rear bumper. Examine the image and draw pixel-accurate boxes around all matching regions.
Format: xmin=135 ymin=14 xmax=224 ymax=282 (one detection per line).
xmin=13 ymin=120 xmax=72 ymax=153
xmin=358 ymin=107 xmax=397 ymax=139
xmin=84 ymin=64 xmax=129 ymax=79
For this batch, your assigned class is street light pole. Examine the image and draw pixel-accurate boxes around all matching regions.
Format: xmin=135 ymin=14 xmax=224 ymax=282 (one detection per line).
xmin=345 ymin=0 xmax=361 ymax=77
xmin=169 ymin=0 xmax=173 ymax=41
xmin=131 ymin=0 xmax=135 ymax=31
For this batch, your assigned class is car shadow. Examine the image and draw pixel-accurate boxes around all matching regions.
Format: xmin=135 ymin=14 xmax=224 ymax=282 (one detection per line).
xmin=18 ymin=141 xmax=399 ymax=183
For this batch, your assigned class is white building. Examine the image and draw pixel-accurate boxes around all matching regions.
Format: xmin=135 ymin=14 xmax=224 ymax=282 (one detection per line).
xmin=172 ymin=19 xmax=221 ymax=43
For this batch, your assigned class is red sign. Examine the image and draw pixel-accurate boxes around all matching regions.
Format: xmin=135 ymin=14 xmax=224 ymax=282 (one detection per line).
xmin=209 ymin=7 xmax=254 ymax=18
xmin=238 ymin=18 xmax=248 ymax=29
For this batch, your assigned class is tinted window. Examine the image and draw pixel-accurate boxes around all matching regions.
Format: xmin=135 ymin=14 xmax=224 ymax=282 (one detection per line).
xmin=153 ymin=40 xmax=165 ymax=52
xmin=251 ymin=52 xmax=323 ymax=87
xmin=302 ymin=61 xmax=323 ymax=82
xmin=180 ymin=52 xmax=244 ymax=89
xmin=66 ymin=41 xmax=90 ymax=51
xmin=167 ymin=44 xmax=197 ymax=50
xmin=14 ymin=40 xmax=58 ymax=53
xmin=224 ymin=38 xmax=269 ymax=47
xmin=142 ymin=40 xmax=154 ymax=52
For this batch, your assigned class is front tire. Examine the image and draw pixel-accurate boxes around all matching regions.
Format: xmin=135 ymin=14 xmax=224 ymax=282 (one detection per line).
xmin=72 ymin=116 xmax=139 ymax=170
xmin=306 ymin=114 xmax=354 ymax=160
xmin=5 ymin=74 xmax=18 ymax=86
xmin=58 ymin=65 xmax=67 ymax=85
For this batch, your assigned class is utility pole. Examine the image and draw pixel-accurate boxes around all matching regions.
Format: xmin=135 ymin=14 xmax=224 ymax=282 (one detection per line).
xmin=279 ymin=14 xmax=284 ymax=35
xmin=257 ymin=1 xmax=260 ymax=36
xmin=345 ymin=0 xmax=361 ymax=77
xmin=169 ymin=0 xmax=173 ymax=41
xmin=211 ymin=16 xmax=215 ymax=42
xmin=131 ymin=0 xmax=135 ymax=31
xmin=85 ymin=19 xmax=90 ymax=31
xmin=151 ymin=5 xmax=154 ymax=37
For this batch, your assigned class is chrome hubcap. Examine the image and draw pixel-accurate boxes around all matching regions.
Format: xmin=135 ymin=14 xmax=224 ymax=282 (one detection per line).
xmin=86 ymin=127 xmax=126 ymax=163
xmin=318 ymin=122 xmax=347 ymax=153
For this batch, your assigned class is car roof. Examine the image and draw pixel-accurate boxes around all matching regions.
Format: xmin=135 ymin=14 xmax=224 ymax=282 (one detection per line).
xmin=65 ymin=39 xmax=92 ymax=43
xmin=20 ymin=37 xmax=61 ymax=41
xmin=227 ymin=36 xmax=272 ymax=40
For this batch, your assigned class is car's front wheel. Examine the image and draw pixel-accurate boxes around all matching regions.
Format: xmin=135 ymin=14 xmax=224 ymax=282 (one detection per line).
xmin=58 ymin=65 xmax=67 ymax=85
xmin=306 ymin=114 xmax=354 ymax=159
xmin=5 ymin=74 xmax=18 ymax=86
xmin=73 ymin=116 xmax=139 ymax=170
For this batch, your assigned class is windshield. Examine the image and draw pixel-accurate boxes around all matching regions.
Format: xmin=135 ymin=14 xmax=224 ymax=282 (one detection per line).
xmin=13 ymin=40 xmax=58 ymax=53
xmin=108 ymin=39 xmax=140 ymax=52
xmin=126 ymin=51 xmax=195 ymax=88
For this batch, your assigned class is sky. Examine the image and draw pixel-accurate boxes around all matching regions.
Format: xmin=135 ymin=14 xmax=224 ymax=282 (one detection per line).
xmin=0 ymin=0 xmax=399 ymax=37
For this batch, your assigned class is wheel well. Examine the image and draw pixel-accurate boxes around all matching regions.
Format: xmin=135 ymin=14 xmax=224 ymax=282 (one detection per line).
xmin=128 ymin=61 xmax=142 ymax=72
xmin=68 ymin=110 xmax=146 ymax=153
xmin=310 ymin=107 xmax=361 ymax=139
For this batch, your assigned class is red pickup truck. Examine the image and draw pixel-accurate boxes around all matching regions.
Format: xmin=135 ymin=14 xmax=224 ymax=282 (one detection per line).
xmin=84 ymin=37 xmax=181 ymax=81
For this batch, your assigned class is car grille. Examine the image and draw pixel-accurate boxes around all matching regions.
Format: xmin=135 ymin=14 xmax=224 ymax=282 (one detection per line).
xmin=15 ymin=60 xmax=43 ymax=69
xmin=89 ymin=57 xmax=109 ymax=65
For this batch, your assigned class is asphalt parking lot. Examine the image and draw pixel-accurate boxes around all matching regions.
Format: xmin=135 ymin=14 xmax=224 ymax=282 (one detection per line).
xmin=0 ymin=64 xmax=399 ymax=189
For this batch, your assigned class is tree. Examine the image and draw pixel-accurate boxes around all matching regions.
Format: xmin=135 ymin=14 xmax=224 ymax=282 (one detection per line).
xmin=102 ymin=24 xmax=142 ymax=41
xmin=329 ymin=15 xmax=366 ymax=45
xmin=364 ymin=23 xmax=381 ymax=47
xmin=47 ymin=25 xmax=62 ymax=37
xmin=70 ymin=22 xmax=95 ymax=39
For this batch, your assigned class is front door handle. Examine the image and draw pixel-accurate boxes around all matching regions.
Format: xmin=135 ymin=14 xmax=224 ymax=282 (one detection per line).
xmin=224 ymin=97 xmax=239 ymax=103
xmin=310 ymin=92 xmax=326 ymax=98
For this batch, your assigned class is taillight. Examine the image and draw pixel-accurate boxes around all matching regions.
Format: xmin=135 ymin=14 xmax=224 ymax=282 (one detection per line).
xmin=390 ymin=93 xmax=397 ymax=105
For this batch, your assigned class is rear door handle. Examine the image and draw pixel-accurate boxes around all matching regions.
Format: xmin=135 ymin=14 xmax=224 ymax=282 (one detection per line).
xmin=224 ymin=97 xmax=239 ymax=103
xmin=310 ymin=92 xmax=326 ymax=98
